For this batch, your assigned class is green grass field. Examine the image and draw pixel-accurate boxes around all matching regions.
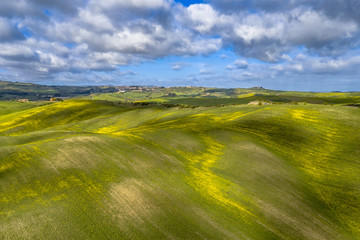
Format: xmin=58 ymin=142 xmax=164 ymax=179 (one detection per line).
xmin=0 ymin=98 xmax=359 ymax=239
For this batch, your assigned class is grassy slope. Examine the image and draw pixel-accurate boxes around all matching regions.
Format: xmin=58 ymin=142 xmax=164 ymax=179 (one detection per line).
xmin=0 ymin=100 xmax=359 ymax=239
xmin=0 ymin=101 xmax=52 ymax=115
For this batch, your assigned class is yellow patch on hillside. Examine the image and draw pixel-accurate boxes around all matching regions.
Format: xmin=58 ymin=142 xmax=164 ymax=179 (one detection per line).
xmin=111 ymin=131 xmax=143 ymax=139
xmin=0 ymin=146 xmax=41 ymax=174
xmin=96 ymin=124 xmax=126 ymax=134
xmin=282 ymin=113 xmax=360 ymax=234
xmin=179 ymin=135 xmax=254 ymax=218
xmin=0 ymin=101 xmax=91 ymax=134
xmin=238 ymin=93 xmax=255 ymax=98
xmin=210 ymin=111 xmax=244 ymax=122
xmin=209 ymin=108 xmax=266 ymax=122
xmin=290 ymin=109 xmax=319 ymax=123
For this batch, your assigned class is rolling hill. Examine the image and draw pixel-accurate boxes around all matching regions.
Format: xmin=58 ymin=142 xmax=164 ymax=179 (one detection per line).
xmin=0 ymin=80 xmax=118 ymax=101
xmin=2 ymin=80 xmax=360 ymax=106
xmin=0 ymin=97 xmax=359 ymax=239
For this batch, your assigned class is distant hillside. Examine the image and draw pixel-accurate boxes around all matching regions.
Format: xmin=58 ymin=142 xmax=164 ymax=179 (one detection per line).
xmin=89 ymin=86 xmax=360 ymax=107
xmin=0 ymin=80 xmax=118 ymax=100
xmin=1 ymin=80 xmax=360 ymax=107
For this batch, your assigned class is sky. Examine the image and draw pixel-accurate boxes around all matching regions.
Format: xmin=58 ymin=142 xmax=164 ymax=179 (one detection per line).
xmin=0 ymin=0 xmax=360 ymax=91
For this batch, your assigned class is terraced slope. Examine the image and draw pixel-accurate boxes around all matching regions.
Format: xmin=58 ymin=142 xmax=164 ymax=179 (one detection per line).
xmin=0 ymin=100 xmax=359 ymax=239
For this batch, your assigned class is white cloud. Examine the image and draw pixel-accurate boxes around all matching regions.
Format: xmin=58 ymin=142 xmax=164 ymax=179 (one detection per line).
xmin=181 ymin=4 xmax=219 ymax=34
xmin=226 ymin=59 xmax=248 ymax=70
xmin=0 ymin=17 xmax=24 ymax=42
xmin=0 ymin=0 xmax=360 ymax=87
xmin=234 ymin=59 xmax=248 ymax=68
xmin=270 ymin=52 xmax=360 ymax=75
xmin=45 ymin=11 xmax=222 ymax=58
xmin=77 ymin=9 xmax=114 ymax=32
xmin=0 ymin=43 xmax=35 ymax=60
xmin=92 ymin=0 xmax=171 ymax=10
xmin=177 ymin=3 xmax=233 ymax=35
xmin=199 ymin=69 xmax=213 ymax=75
xmin=286 ymin=9 xmax=358 ymax=47
xmin=176 ymin=5 xmax=359 ymax=61
xmin=307 ymin=56 xmax=360 ymax=74
xmin=233 ymin=13 xmax=285 ymax=44
xmin=172 ymin=63 xmax=183 ymax=70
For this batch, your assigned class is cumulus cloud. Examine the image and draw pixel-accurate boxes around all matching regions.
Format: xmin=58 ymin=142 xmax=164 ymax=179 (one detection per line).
xmin=172 ymin=62 xmax=187 ymax=70
xmin=0 ymin=0 xmax=223 ymax=83
xmin=179 ymin=5 xmax=359 ymax=61
xmin=208 ymin=0 xmax=360 ymax=24
xmin=31 ymin=0 xmax=85 ymax=16
xmin=0 ymin=0 xmax=359 ymax=87
xmin=178 ymin=4 xmax=221 ymax=34
xmin=272 ymin=53 xmax=360 ymax=75
xmin=0 ymin=18 xmax=25 ymax=42
xmin=0 ymin=1 xmax=40 ymax=19
xmin=226 ymin=59 xmax=248 ymax=70
xmin=0 ymin=43 xmax=36 ymax=61
xmin=199 ymin=69 xmax=213 ymax=75
xmin=87 ymin=0 xmax=173 ymax=28
xmin=93 ymin=0 xmax=171 ymax=10
xmin=286 ymin=9 xmax=357 ymax=48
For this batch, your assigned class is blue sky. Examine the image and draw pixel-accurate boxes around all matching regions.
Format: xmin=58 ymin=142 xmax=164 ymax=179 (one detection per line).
xmin=0 ymin=0 xmax=360 ymax=91
xmin=177 ymin=0 xmax=204 ymax=6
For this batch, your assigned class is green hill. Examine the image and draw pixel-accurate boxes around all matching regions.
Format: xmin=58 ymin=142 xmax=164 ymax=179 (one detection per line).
xmin=0 ymin=80 xmax=118 ymax=100
xmin=0 ymin=99 xmax=359 ymax=239
xmin=2 ymin=80 xmax=359 ymax=106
